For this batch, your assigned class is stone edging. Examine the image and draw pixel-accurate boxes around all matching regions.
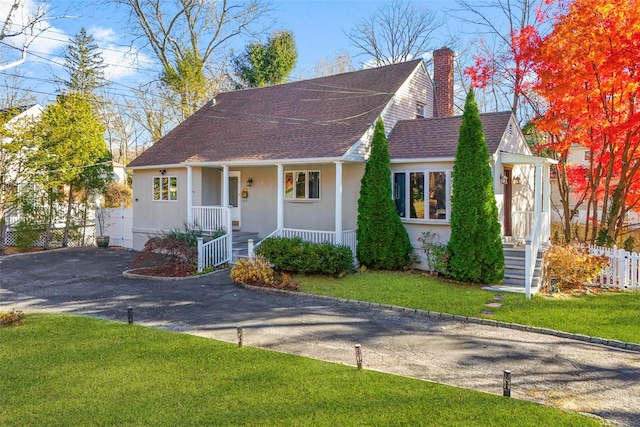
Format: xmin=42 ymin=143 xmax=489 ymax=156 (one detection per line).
xmin=123 ymin=267 xmax=229 ymax=281
xmin=236 ymin=282 xmax=640 ymax=353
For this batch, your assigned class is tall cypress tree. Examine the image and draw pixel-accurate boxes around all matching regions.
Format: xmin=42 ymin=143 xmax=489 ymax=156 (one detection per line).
xmin=357 ymin=118 xmax=414 ymax=270
xmin=448 ymin=90 xmax=504 ymax=283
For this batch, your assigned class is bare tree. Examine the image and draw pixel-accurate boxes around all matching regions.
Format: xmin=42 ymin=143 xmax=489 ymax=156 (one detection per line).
xmin=311 ymin=51 xmax=354 ymax=78
xmin=346 ymin=0 xmax=443 ymax=66
xmin=0 ymin=0 xmax=48 ymax=71
xmin=115 ymin=0 xmax=270 ymax=119
xmin=449 ymin=0 xmax=553 ymax=122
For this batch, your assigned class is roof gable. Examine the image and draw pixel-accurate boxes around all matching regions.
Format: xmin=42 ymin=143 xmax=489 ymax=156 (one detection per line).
xmin=387 ymin=111 xmax=516 ymax=160
xmin=129 ymin=60 xmax=424 ymax=168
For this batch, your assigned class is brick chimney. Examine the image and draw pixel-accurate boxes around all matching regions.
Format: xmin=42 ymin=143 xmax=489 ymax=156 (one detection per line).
xmin=433 ymin=47 xmax=454 ymax=117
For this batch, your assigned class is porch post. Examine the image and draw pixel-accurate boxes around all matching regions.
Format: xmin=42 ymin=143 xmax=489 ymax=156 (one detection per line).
xmin=277 ymin=164 xmax=284 ymax=231
xmin=186 ymin=165 xmax=193 ymax=227
xmin=222 ymin=165 xmax=232 ymax=261
xmin=222 ymin=165 xmax=229 ymax=209
xmin=534 ymin=163 xmax=543 ymax=235
xmin=542 ymin=163 xmax=551 ymax=243
xmin=335 ymin=161 xmax=343 ymax=245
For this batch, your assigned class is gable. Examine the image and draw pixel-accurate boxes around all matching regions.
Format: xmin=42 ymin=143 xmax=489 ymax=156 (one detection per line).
xmin=128 ymin=60 xmax=425 ymax=168
xmin=387 ymin=111 xmax=521 ymax=161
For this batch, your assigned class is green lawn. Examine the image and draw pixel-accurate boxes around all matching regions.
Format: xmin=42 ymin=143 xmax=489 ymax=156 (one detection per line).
xmin=297 ymin=271 xmax=640 ymax=343
xmin=0 ymin=315 xmax=602 ymax=426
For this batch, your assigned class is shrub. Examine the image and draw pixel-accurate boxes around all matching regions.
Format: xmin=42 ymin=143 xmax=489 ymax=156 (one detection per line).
xmin=165 ymin=224 xmax=225 ymax=247
xmin=0 ymin=309 xmax=25 ymax=327
xmin=256 ymin=237 xmax=354 ymax=275
xmin=105 ymin=182 xmax=133 ymax=208
xmin=542 ymin=244 xmax=610 ymax=292
xmin=418 ymin=231 xmax=449 ymax=275
xmin=133 ymin=236 xmax=198 ymax=275
xmin=230 ymin=256 xmax=299 ymax=290
xmin=12 ymin=220 xmax=42 ymax=250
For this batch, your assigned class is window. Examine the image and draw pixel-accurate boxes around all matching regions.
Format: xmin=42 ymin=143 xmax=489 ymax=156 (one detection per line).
xmin=393 ymin=171 xmax=449 ymax=221
xmin=584 ymin=150 xmax=591 ymax=161
xmin=416 ymin=103 xmax=426 ymax=119
xmin=153 ymin=176 xmax=177 ymax=201
xmin=284 ymin=170 xmax=320 ymax=200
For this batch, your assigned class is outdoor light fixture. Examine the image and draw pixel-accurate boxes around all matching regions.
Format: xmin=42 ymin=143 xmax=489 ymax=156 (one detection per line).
xmin=355 ymin=344 xmax=363 ymax=370
xmin=159 ymin=169 xmax=166 ymax=175
xmin=246 ymin=178 xmax=253 ymax=187
xmin=503 ymin=370 xmax=512 ymax=397
xmin=500 ymin=174 xmax=508 ymax=185
xmin=513 ymin=176 xmax=522 ymax=185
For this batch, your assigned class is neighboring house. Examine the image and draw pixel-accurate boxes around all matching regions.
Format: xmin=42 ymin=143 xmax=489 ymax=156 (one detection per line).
xmin=0 ymin=104 xmax=44 ymax=227
xmin=128 ymin=48 xmax=555 ymax=294
xmin=550 ymin=145 xmax=640 ymax=228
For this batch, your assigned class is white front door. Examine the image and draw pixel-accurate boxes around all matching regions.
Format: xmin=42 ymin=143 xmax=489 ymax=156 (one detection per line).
xmin=229 ymin=172 xmax=241 ymax=228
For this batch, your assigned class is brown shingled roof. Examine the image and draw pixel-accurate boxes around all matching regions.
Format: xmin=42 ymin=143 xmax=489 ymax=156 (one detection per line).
xmin=387 ymin=111 xmax=514 ymax=160
xmin=128 ymin=60 xmax=424 ymax=168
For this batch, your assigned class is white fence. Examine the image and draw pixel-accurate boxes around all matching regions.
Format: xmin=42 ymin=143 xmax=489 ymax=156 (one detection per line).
xmin=197 ymin=234 xmax=231 ymax=272
xmin=97 ymin=205 xmax=133 ymax=249
xmin=589 ymin=245 xmax=640 ymax=290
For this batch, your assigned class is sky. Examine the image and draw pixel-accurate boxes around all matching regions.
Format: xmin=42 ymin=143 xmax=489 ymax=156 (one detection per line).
xmin=1 ymin=0 xmax=498 ymax=107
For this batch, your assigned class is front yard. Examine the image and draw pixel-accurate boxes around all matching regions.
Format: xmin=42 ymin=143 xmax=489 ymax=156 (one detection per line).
xmin=297 ymin=271 xmax=640 ymax=344
xmin=0 ymin=315 xmax=602 ymax=426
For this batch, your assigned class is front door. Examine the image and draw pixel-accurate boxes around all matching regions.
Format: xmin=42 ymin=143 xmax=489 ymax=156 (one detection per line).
xmin=229 ymin=172 xmax=241 ymax=228
xmin=503 ymin=168 xmax=513 ymax=236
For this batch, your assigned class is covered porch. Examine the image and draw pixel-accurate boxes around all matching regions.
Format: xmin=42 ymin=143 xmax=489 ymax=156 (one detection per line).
xmin=498 ymin=152 xmax=558 ymax=298
xmin=184 ymin=161 xmax=360 ymax=271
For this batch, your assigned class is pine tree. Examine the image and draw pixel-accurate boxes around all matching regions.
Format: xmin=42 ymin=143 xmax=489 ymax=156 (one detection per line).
xmin=58 ymin=28 xmax=107 ymax=98
xmin=448 ymin=90 xmax=504 ymax=284
xmin=357 ymin=119 xmax=414 ymax=270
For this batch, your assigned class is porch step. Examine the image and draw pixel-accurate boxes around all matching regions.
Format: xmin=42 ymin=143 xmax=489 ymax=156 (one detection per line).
xmin=231 ymin=231 xmax=259 ymax=263
xmin=490 ymin=245 xmax=546 ymax=292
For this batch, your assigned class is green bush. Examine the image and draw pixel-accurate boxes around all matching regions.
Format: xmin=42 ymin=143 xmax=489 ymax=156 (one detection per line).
xmin=256 ymin=237 xmax=354 ymax=275
xmin=12 ymin=220 xmax=42 ymax=250
xmin=356 ymin=119 xmax=414 ymax=270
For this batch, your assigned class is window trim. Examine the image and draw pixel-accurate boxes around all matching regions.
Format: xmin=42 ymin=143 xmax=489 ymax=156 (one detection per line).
xmin=284 ymin=170 xmax=321 ymax=201
xmin=153 ymin=176 xmax=178 ymax=201
xmin=393 ymin=169 xmax=450 ymax=222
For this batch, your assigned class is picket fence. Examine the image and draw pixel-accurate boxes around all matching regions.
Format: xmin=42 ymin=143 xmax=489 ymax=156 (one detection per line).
xmin=589 ymin=245 xmax=640 ymax=290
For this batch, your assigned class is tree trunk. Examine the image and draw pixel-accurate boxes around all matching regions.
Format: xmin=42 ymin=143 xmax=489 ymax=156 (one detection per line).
xmin=62 ymin=183 xmax=74 ymax=247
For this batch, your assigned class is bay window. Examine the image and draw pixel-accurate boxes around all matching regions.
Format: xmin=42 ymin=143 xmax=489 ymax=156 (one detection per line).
xmin=393 ymin=170 xmax=449 ymax=220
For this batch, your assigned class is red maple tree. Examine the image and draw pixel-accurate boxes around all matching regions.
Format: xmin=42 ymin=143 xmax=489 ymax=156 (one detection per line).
xmin=511 ymin=0 xmax=640 ymax=242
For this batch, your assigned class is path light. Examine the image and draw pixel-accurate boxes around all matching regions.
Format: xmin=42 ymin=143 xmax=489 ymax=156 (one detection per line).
xmin=503 ymin=370 xmax=511 ymax=397
xmin=127 ymin=306 xmax=133 ymax=324
xmin=355 ymin=344 xmax=363 ymax=370
xmin=237 ymin=326 xmax=243 ymax=347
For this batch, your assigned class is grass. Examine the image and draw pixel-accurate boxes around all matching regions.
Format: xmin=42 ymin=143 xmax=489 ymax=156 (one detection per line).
xmin=0 ymin=314 xmax=603 ymax=426
xmin=297 ymin=271 xmax=640 ymax=343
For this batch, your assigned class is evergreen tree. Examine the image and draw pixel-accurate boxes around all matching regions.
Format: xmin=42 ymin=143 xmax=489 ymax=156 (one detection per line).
xmin=448 ymin=90 xmax=504 ymax=284
xmin=58 ymin=28 xmax=107 ymax=98
xmin=233 ymin=31 xmax=298 ymax=88
xmin=357 ymin=119 xmax=414 ymax=270
xmin=33 ymin=93 xmax=110 ymax=247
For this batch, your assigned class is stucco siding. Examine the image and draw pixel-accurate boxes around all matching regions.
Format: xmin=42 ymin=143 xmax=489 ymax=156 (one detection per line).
xmin=132 ymin=168 xmax=189 ymax=249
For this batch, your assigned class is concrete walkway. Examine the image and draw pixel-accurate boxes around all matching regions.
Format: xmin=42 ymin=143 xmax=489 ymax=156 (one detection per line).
xmin=1 ymin=248 xmax=639 ymax=426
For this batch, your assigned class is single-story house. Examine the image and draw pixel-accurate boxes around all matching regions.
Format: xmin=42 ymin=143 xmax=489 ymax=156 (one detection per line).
xmin=127 ymin=48 xmax=555 ymax=294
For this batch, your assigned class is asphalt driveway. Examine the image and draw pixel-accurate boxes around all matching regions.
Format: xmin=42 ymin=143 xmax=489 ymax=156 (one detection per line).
xmin=1 ymin=247 xmax=640 ymax=426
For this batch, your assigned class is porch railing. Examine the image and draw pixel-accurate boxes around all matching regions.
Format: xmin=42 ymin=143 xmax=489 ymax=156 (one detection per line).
xmin=197 ymin=234 xmax=231 ymax=272
xmin=192 ymin=206 xmax=227 ymax=233
xmin=524 ymin=212 xmax=548 ymax=299
xmin=250 ymin=228 xmax=357 ymax=258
